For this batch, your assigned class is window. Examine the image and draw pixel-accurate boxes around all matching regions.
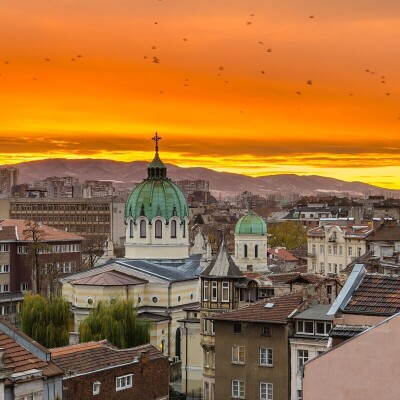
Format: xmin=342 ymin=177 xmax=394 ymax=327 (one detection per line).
xmin=357 ymin=247 xmax=362 ymax=257
xmin=255 ymin=244 xmax=259 ymax=258
xmin=316 ymin=322 xmax=332 ymax=335
xmin=203 ymin=281 xmax=208 ymax=301
xmin=0 ymin=265 xmax=9 ymax=273
xmin=210 ymin=320 xmax=214 ymax=334
xmin=297 ymin=390 xmax=303 ymax=400
xmin=243 ymin=244 xmax=248 ymax=258
xmin=333 ymin=246 xmax=337 ymax=256
xmin=17 ymin=245 xmax=27 ymax=254
xmin=183 ymin=220 xmax=186 ymax=238
xmin=261 ymin=325 xmax=271 ymax=336
xmin=319 ymin=244 xmax=324 ymax=254
xmin=211 ymin=383 xmax=215 ymax=400
xmin=311 ymin=244 xmax=316 ymax=254
xmin=233 ymin=323 xmax=242 ymax=334
xmin=211 ymin=281 xmax=217 ymax=302
xmin=339 ymin=246 xmax=343 ymax=256
xmin=139 ymin=220 xmax=146 ymax=238
xmin=116 ymin=374 xmax=133 ymax=391
xmin=203 ymin=318 xmax=208 ymax=333
xmin=222 ymin=281 xmax=229 ymax=302
xmin=0 ymin=285 xmax=9 ymax=293
xmin=21 ymin=282 xmax=28 ymax=292
xmin=328 ymin=245 xmax=332 ymax=256
xmin=152 ymin=296 xmax=158 ymax=303
xmin=0 ymin=244 xmax=10 ymax=252
xmin=205 ymin=349 xmax=210 ymax=367
xmin=155 ymin=220 xmax=162 ymax=238
xmin=232 ymin=345 xmax=245 ymax=364
xmin=297 ymin=320 xmax=314 ymax=334
xmin=93 ymin=381 xmax=101 ymax=395
xmin=348 ymin=246 xmax=353 ymax=256
xmin=232 ymin=380 xmax=245 ymax=398
xmin=171 ymin=220 xmax=177 ymax=238
xmin=259 ymin=348 xmax=273 ymax=366
xmin=298 ymin=350 xmax=309 ymax=372
xmin=320 ymin=262 xmax=324 ymax=273
xmin=129 ymin=220 xmax=134 ymax=238
xmin=260 ymin=382 xmax=273 ymax=400
xmin=204 ymin=382 xmax=210 ymax=400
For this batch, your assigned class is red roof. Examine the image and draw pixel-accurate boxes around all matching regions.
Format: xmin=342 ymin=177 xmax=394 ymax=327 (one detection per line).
xmin=268 ymin=247 xmax=299 ymax=261
xmin=212 ymin=291 xmax=304 ymax=324
xmin=0 ymin=219 xmax=84 ymax=242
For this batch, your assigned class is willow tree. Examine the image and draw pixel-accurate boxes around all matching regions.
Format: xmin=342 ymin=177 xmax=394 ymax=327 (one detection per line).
xmin=20 ymin=292 xmax=70 ymax=348
xmin=79 ymin=299 xmax=150 ymax=348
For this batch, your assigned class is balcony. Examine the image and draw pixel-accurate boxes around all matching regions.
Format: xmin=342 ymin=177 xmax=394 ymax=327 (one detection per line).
xmin=307 ymin=253 xmax=317 ymax=258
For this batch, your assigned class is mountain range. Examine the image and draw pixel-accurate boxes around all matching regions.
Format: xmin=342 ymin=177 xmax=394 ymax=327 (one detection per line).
xmin=6 ymin=158 xmax=399 ymax=197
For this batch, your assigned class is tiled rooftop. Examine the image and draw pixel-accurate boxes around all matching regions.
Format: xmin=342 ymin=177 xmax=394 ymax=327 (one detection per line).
xmin=343 ymin=274 xmax=400 ymax=315
xmin=212 ymin=290 xmax=304 ymax=324
xmin=51 ymin=341 xmax=164 ymax=375
xmin=268 ymin=272 xmax=324 ymax=285
xmin=330 ymin=324 xmax=368 ymax=338
xmin=365 ymin=223 xmax=400 ymax=242
xmin=0 ymin=219 xmax=84 ymax=242
xmin=267 ymin=247 xmax=299 ymax=261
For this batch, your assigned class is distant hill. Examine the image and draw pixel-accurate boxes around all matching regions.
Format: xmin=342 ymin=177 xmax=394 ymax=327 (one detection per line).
xmin=5 ymin=158 xmax=399 ymax=196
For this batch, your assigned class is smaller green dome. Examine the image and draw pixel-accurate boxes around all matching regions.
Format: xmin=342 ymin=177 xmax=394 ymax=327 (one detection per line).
xmin=235 ymin=211 xmax=267 ymax=235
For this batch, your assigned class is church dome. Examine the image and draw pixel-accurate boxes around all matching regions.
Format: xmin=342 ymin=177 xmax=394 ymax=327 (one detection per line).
xmin=235 ymin=211 xmax=267 ymax=235
xmin=124 ymin=134 xmax=189 ymax=222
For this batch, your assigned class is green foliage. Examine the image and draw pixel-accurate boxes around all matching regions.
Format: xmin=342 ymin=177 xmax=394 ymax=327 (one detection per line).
xmin=268 ymin=221 xmax=307 ymax=250
xmin=20 ymin=292 xmax=70 ymax=348
xmin=79 ymin=298 xmax=150 ymax=348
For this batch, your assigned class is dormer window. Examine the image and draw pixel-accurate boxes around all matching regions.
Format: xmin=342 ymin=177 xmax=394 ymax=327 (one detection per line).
xmin=297 ymin=320 xmax=314 ymax=334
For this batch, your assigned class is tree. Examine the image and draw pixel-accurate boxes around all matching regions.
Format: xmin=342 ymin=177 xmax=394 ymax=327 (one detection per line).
xmin=20 ymin=292 xmax=70 ymax=348
xmin=23 ymin=220 xmax=51 ymax=294
xmin=268 ymin=221 xmax=307 ymax=250
xmin=79 ymin=298 xmax=150 ymax=348
xmin=81 ymin=238 xmax=105 ymax=269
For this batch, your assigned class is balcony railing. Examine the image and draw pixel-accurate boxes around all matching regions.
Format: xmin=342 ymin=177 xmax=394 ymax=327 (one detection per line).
xmin=307 ymin=253 xmax=317 ymax=258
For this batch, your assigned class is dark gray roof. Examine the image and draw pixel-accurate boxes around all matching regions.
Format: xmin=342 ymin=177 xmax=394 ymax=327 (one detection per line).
xmin=64 ymin=254 xmax=203 ymax=283
xmin=200 ymin=240 xmax=243 ymax=278
xmin=294 ymin=303 xmax=333 ymax=321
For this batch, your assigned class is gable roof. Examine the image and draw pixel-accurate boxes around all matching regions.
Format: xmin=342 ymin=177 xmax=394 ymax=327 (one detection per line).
xmin=267 ymin=247 xmax=299 ymax=261
xmin=200 ymin=240 xmax=243 ymax=278
xmin=51 ymin=341 xmax=164 ymax=375
xmin=212 ymin=290 xmax=304 ymax=324
xmin=365 ymin=222 xmax=400 ymax=242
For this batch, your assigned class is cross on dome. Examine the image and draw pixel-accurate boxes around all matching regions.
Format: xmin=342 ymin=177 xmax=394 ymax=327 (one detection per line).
xmin=152 ymin=132 xmax=162 ymax=154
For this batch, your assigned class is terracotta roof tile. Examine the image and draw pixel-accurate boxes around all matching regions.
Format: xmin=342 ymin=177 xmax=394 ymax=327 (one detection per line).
xmin=344 ymin=274 xmax=400 ymax=315
xmin=365 ymin=223 xmax=400 ymax=242
xmin=268 ymin=272 xmax=324 ymax=285
xmin=267 ymin=248 xmax=299 ymax=261
xmin=212 ymin=290 xmax=304 ymax=324
xmin=0 ymin=219 xmax=84 ymax=242
xmin=51 ymin=342 xmax=165 ymax=375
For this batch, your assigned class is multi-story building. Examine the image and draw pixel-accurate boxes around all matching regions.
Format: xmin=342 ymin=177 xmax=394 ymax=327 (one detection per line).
xmin=0 ymin=218 xmax=84 ymax=298
xmin=0 ymin=318 xmax=64 ymax=399
xmin=307 ymin=223 xmax=372 ymax=275
xmin=0 ymin=167 xmax=18 ymax=195
xmin=176 ymin=180 xmax=210 ymax=194
xmin=51 ymin=341 xmax=169 ymax=400
xmin=290 ymin=303 xmax=333 ymax=400
xmin=0 ymin=197 xmax=126 ymax=245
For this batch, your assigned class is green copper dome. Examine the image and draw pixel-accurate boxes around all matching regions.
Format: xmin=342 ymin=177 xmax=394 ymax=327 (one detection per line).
xmin=235 ymin=211 xmax=267 ymax=235
xmin=125 ymin=134 xmax=189 ymax=222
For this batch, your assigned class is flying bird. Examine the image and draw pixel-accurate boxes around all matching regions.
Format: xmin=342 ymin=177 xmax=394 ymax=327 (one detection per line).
xmin=267 ymin=48 xmax=272 ymax=52
xmin=307 ymin=80 xmax=312 ymax=85
xmin=296 ymin=91 xmax=302 ymax=95
xmin=258 ymin=41 xmax=263 ymax=45
xmin=309 ymin=15 xmax=314 ymax=19
xmin=183 ymin=38 xmax=188 ymax=41
xmin=246 ymin=21 xmax=252 ymax=25
xmin=44 ymin=58 xmax=50 ymax=62
xmin=153 ymin=56 xmax=160 ymax=63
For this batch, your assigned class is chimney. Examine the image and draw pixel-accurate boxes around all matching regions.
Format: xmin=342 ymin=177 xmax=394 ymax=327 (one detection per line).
xmin=140 ymin=350 xmax=149 ymax=365
xmin=302 ymin=284 xmax=316 ymax=302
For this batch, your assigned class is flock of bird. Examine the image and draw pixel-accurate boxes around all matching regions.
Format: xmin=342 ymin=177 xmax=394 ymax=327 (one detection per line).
xmin=0 ymin=8 xmax=397 ymax=118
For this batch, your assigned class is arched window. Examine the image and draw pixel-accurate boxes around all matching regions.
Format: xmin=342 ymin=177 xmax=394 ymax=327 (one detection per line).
xmin=171 ymin=220 xmax=177 ymax=238
xmin=129 ymin=220 xmax=134 ymax=238
xmin=155 ymin=220 xmax=162 ymax=238
xmin=255 ymin=244 xmax=259 ymax=258
xmin=244 ymin=244 xmax=248 ymax=258
xmin=183 ymin=220 xmax=186 ymax=238
xmin=175 ymin=328 xmax=181 ymax=359
xmin=160 ymin=339 xmax=165 ymax=354
xmin=140 ymin=220 xmax=146 ymax=238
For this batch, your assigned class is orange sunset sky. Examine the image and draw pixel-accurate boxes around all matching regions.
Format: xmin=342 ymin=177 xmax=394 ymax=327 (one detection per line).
xmin=1 ymin=0 xmax=400 ymax=188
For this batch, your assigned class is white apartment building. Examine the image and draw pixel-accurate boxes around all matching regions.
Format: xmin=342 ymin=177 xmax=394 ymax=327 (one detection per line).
xmin=307 ymin=224 xmax=372 ymax=275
